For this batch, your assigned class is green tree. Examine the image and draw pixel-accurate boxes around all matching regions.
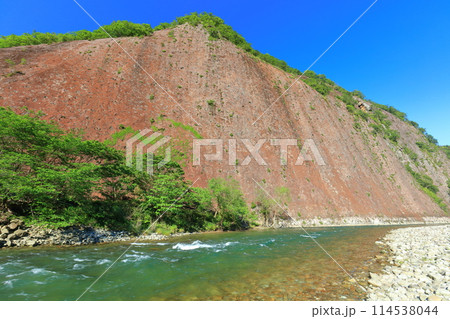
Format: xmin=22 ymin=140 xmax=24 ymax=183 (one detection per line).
xmin=208 ymin=177 xmax=255 ymax=230
xmin=255 ymin=190 xmax=275 ymax=227
xmin=0 ymin=107 xmax=139 ymax=228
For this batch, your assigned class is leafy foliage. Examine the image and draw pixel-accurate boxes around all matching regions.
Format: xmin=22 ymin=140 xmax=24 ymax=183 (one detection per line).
xmin=422 ymin=187 xmax=448 ymax=213
xmin=0 ymin=21 xmax=152 ymax=48
xmin=402 ymin=146 xmax=418 ymax=162
xmin=408 ymin=120 xmax=419 ymax=129
xmin=369 ymin=101 xmax=442 ymax=145
xmin=447 ymin=179 xmax=450 ymax=196
xmin=405 ymin=164 xmax=439 ymax=194
xmin=336 ymin=88 xmax=357 ymax=106
xmin=441 ymin=145 xmax=450 ymax=160
xmin=254 ymin=187 xmax=292 ymax=227
xmin=375 ymin=104 xmax=407 ymax=121
xmin=346 ymin=105 xmax=356 ymax=114
xmin=346 ymin=102 xmax=402 ymax=144
xmin=416 ymin=141 xmax=435 ymax=153
xmin=136 ymin=176 xmax=254 ymax=232
xmin=405 ymin=164 xmax=447 ymax=213
xmin=255 ymin=191 xmax=275 ymax=227
xmin=0 ymin=108 xmax=254 ymax=232
xmin=135 ymin=171 xmax=212 ymax=233
xmin=369 ymin=123 xmax=383 ymax=135
xmin=0 ymin=107 xmax=141 ymax=228
xmin=384 ymin=129 xmax=400 ymax=143
xmin=302 ymin=71 xmax=334 ymax=96
xmin=164 ymin=118 xmax=203 ymax=139
xmin=355 ymin=109 xmax=369 ymax=122
xmin=208 ymin=177 xmax=256 ymax=230
xmin=425 ymin=133 xmax=438 ymax=145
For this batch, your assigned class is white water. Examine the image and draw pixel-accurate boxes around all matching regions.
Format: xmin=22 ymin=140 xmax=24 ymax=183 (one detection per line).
xmin=172 ymin=240 xmax=238 ymax=251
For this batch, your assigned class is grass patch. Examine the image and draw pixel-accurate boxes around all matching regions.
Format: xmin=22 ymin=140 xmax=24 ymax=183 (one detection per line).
xmin=405 ymin=164 xmax=448 ymax=213
xmin=165 ymin=118 xmax=202 ymax=139
xmin=105 ymin=126 xmax=138 ymax=146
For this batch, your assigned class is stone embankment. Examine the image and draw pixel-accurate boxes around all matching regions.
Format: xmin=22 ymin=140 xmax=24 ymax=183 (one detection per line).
xmin=0 ymin=219 xmax=167 ymax=248
xmin=366 ymin=225 xmax=450 ymax=301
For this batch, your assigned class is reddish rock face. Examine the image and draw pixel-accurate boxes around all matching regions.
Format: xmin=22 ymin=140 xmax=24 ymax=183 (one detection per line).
xmin=1 ymin=25 xmax=449 ymax=219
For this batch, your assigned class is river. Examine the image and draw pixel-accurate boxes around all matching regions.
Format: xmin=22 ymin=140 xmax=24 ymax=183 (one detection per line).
xmin=0 ymin=226 xmax=397 ymax=300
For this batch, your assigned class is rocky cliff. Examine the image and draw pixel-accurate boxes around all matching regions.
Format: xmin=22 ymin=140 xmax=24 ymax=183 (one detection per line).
xmin=1 ymin=24 xmax=449 ymax=220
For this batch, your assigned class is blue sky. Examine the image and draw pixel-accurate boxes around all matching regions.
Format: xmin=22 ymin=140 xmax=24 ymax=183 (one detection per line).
xmin=1 ymin=0 xmax=449 ymax=145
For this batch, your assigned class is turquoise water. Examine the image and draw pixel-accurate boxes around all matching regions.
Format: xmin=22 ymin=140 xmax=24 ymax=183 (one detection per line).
xmin=0 ymin=226 xmax=394 ymax=300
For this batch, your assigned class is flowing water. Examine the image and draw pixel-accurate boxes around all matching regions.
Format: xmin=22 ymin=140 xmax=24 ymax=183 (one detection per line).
xmin=0 ymin=226 xmax=397 ymax=301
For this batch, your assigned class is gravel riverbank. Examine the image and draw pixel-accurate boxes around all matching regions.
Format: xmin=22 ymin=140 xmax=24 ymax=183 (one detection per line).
xmin=366 ymin=225 xmax=450 ymax=301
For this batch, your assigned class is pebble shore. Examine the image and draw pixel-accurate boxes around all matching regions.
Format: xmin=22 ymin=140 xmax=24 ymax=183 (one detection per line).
xmin=366 ymin=225 xmax=450 ymax=301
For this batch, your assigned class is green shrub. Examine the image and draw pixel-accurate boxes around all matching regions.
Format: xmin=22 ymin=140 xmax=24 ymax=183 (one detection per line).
xmin=369 ymin=123 xmax=383 ymax=135
xmin=5 ymin=58 xmax=15 ymax=66
xmin=255 ymin=191 xmax=275 ymax=226
xmin=275 ymin=186 xmax=291 ymax=206
xmin=409 ymin=120 xmax=419 ymax=128
xmin=208 ymin=177 xmax=256 ymax=230
xmin=0 ymin=107 xmax=223 ymax=232
xmin=441 ymin=146 xmax=450 ymax=159
xmin=0 ymin=21 xmax=153 ymax=48
xmin=301 ymin=71 xmax=334 ymax=96
xmin=353 ymin=121 xmax=362 ymax=131
xmin=346 ymin=105 xmax=356 ymax=114
xmin=355 ymin=110 xmax=369 ymax=121
xmin=0 ymin=107 xmax=142 ymax=229
xmin=337 ymin=90 xmax=357 ymax=106
xmin=164 ymin=118 xmax=203 ymax=139
xmin=422 ymin=188 xmax=448 ymax=213
xmin=402 ymin=146 xmax=418 ymax=162
xmin=105 ymin=126 xmax=138 ymax=146
xmin=384 ymin=129 xmax=400 ymax=143
xmin=155 ymin=223 xmax=180 ymax=235
xmin=136 ymin=176 xmax=254 ymax=233
xmin=405 ymin=164 xmax=439 ymax=194
xmin=404 ymin=165 xmax=446 ymax=213
xmin=425 ymin=133 xmax=438 ymax=145
xmin=374 ymin=103 xmax=406 ymax=121
xmin=416 ymin=141 xmax=435 ymax=153
xmin=447 ymin=179 xmax=450 ymax=196
xmin=369 ymin=109 xmax=387 ymax=123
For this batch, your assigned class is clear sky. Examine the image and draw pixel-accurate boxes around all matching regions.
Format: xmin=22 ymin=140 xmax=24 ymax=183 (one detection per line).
xmin=1 ymin=0 xmax=449 ymax=145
